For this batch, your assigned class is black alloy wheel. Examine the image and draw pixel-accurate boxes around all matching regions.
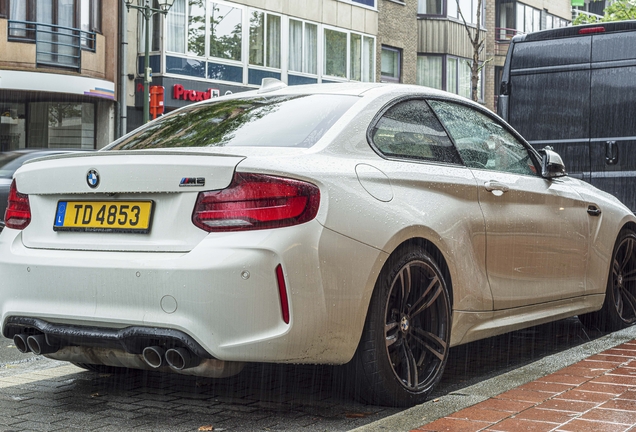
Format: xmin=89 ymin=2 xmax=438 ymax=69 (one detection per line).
xmin=580 ymin=229 xmax=636 ymax=331
xmin=350 ymin=246 xmax=451 ymax=407
xmin=609 ymin=231 xmax=636 ymax=326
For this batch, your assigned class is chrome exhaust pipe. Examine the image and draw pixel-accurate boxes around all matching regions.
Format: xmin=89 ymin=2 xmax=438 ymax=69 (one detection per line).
xmin=142 ymin=346 xmax=166 ymax=369
xmin=165 ymin=347 xmax=200 ymax=371
xmin=26 ymin=334 xmax=59 ymax=355
xmin=13 ymin=334 xmax=31 ymax=353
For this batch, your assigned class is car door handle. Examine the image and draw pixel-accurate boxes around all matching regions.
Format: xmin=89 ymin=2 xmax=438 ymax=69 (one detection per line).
xmin=587 ymin=205 xmax=602 ymax=217
xmin=484 ymin=181 xmax=509 ymax=194
xmin=605 ymin=141 xmax=618 ymax=165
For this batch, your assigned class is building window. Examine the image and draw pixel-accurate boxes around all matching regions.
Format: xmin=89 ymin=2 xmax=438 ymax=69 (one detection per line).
xmin=381 ymin=46 xmax=401 ymax=83
xmin=249 ymin=10 xmax=281 ymax=69
xmin=80 ymin=0 xmax=100 ymax=34
xmin=188 ymin=0 xmax=205 ymax=56
xmin=450 ymin=0 xmax=483 ymax=26
xmin=416 ymin=55 xmax=443 ymax=89
xmin=417 ymin=54 xmax=483 ymax=101
xmin=418 ymin=0 xmax=443 ymax=15
xmin=500 ymin=1 xmax=569 ymax=35
xmin=165 ymin=5 xmax=374 ymax=85
xmin=419 ymin=0 xmax=483 ymax=26
xmin=29 ymin=102 xmax=95 ymax=149
xmin=289 ymin=19 xmax=317 ymax=75
xmin=165 ymin=0 xmax=185 ymax=53
xmin=448 ymin=56 xmax=477 ymax=99
xmin=210 ymin=2 xmax=242 ymax=61
xmin=324 ymin=28 xmax=347 ymax=78
xmin=138 ymin=0 xmax=161 ymax=53
xmin=350 ymin=33 xmax=374 ymax=82
xmin=339 ymin=0 xmax=376 ymax=8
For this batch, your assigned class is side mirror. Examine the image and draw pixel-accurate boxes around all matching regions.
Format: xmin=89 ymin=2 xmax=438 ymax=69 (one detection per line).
xmin=540 ymin=148 xmax=567 ymax=178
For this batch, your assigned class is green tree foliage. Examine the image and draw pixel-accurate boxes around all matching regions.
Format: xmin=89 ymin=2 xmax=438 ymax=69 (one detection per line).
xmin=209 ymin=3 xmax=241 ymax=61
xmin=112 ymin=98 xmax=281 ymax=150
xmin=573 ymin=0 xmax=636 ymax=25
xmin=187 ymin=1 xmax=242 ymax=60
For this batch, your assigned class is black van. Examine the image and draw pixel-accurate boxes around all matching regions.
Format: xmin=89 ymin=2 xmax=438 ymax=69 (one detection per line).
xmin=498 ymin=21 xmax=636 ymax=212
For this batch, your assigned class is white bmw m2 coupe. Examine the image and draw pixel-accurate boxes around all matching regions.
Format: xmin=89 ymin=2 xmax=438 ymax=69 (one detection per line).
xmin=2 ymin=82 xmax=635 ymax=407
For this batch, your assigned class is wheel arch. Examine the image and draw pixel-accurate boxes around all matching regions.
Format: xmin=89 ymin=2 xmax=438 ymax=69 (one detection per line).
xmin=387 ymin=237 xmax=454 ymax=309
xmin=621 ymin=221 xmax=636 ymax=235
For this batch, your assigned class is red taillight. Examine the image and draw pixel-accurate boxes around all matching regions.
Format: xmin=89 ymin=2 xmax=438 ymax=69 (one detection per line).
xmin=192 ymin=173 xmax=320 ymax=232
xmin=4 ymin=179 xmax=31 ymax=230
xmin=579 ymin=26 xmax=605 ymax=34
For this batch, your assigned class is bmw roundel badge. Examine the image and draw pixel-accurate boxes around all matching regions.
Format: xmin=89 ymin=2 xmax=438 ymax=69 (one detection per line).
xmin=86 ymin=169 xmax=100 ymax=189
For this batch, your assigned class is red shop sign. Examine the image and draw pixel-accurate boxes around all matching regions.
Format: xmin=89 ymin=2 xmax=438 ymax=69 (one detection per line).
xmin=173 ymin=84 xmax=220 ymax=102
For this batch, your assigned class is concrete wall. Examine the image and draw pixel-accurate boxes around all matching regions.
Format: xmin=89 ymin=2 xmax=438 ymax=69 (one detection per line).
xmin=378 ymin=0 xmax=418 ymax=84
xmin=232 ymin=0 xmax=378 ymax=34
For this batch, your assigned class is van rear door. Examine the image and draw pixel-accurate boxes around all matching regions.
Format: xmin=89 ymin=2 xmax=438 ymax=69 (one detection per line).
xmin=506 ymin=35 xmax=592 ymax=183
xmin=590 ymin=31 xmax=636 ymax=211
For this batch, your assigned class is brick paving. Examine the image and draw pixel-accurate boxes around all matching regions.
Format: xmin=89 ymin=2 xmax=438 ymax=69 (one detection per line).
xmin=413 ymin=340 xmax=636 ymax=432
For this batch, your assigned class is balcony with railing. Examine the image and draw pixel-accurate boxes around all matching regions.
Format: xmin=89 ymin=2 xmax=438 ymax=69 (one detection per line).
xmin=495 ymin=27 xmax=524 ymax=56
xmin=572 ymin=9 xmax=604 ymax=22
xmin=7 ymin=20 xmax=96 ymax=72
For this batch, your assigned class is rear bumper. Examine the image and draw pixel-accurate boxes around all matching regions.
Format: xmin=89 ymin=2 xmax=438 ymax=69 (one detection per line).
xmin=3 ymin=316 xmax=212 ymax=358
xmin=0 ymin=221 xmax=385 ymax=365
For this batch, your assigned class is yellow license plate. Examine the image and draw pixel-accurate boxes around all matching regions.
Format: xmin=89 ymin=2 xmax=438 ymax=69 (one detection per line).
xmin=53 ymin=201 xmax=154 ymax=233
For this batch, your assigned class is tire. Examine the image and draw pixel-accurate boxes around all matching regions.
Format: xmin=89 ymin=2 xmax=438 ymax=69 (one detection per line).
xmin=580 ymin=228 xmax=636 ymax=331
xmin=349 ymin=246 xmax=451 ymax=407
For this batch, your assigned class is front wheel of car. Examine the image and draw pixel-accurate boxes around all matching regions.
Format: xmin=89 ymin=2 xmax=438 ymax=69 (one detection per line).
xmin=580 ymin=228 xmax=636 ymax=331
xmin=350 ymin=246 xmax=451 ymax=407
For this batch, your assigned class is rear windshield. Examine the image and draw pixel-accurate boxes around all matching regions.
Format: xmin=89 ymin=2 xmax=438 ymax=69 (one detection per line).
xmin=108 ymin=94 xmax=358 ymax=150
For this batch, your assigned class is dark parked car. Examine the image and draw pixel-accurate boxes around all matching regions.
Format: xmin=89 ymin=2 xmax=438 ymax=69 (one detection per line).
xmin=497 ymin=20 xmax=636 ymax=212
xmin=0 ymin=149 xmax=91 ymax=231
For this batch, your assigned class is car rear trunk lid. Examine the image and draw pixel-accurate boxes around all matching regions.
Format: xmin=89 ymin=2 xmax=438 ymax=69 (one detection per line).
xmin=15 ymin=151 xmax=245 ymax=252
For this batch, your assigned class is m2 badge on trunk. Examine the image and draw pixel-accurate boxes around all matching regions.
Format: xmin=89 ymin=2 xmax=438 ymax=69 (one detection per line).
xmin=179 ymin=177 xmax=205 ymax=187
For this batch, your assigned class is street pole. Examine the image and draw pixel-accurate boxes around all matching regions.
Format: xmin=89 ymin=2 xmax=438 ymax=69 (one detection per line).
xmin=124 ymin=0 xmax=174 ymax=125
xmin=143 ymin=1 xmax=150 ymax=124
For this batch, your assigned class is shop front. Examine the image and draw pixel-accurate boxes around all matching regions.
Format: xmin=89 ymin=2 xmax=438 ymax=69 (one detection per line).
xmin=0 ymin=70 xmax=115 ymax=150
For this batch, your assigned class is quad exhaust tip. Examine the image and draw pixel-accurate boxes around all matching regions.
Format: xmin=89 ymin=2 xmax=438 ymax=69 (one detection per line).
xmin=26 ymin=334 xmax=59 ymax=355
xmin=142 ymin=346 xmax=166 ymax=369
xmin=165 ymin=347 xmax=200 ymax=371
xmin=13 ymin=334 xmax=31 ymax=353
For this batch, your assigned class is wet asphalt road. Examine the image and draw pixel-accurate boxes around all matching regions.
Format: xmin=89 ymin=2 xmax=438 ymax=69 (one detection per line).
xmin=0 ymin=317 xmax=605 ymax=431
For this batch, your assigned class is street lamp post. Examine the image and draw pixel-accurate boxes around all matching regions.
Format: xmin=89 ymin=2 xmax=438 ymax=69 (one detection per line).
xmin=124 ymin=0 xmax=175 ymax=124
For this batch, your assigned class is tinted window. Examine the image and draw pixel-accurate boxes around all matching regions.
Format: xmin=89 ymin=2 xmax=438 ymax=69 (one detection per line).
xmin=511 ymin=37 xmax=591 ymax=69
xmin=429 ymin=100 xmax=538 ymax=176
xmin=108 ymin=95 xmax=358 ymax=150
xmin=370 ymin=99 xmax=461 ymax=164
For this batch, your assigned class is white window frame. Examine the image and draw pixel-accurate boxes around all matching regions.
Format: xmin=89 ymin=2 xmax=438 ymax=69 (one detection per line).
xmin=323 ymin=25 xmax=375 ymax=83
xmin=336 ymin=0 xmax=377 ymax=11
xmin=288 ymin=18 xmax=320 ymax=77
xmin=162 ymin=6 xmax=375 ymax=87
xmin=381 ymin=45 xmax=401 ymax=83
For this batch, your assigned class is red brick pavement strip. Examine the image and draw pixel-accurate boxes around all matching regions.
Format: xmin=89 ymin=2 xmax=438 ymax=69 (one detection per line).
xmin=412 ymin=341 xmax=636 ymax=432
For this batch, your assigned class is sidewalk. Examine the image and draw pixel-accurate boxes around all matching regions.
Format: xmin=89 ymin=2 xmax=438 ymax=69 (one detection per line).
xmin=353 ymin=324 xmax=636 ymax=432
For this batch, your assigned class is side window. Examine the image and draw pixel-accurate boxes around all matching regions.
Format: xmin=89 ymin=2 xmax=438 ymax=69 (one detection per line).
xmin=370 ymin=99 xmax=461 ymax=164
xmin=429 ymin=100 xmax=538 ymax=176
